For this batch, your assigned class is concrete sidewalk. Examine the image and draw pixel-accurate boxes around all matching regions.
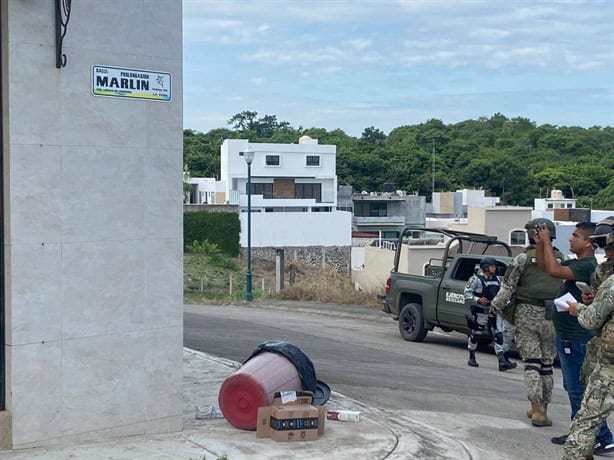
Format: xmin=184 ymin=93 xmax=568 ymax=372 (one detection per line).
xmin=0 ymin=348 xmax=471 ymax=460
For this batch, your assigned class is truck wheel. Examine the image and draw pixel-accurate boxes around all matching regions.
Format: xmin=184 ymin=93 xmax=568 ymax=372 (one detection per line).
xmin=398 ymin=303 xmax=428 ymax=342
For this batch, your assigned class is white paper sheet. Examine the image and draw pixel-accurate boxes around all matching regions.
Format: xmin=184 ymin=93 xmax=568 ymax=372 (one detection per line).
xmin=280 ymin=391 xmax=297 ymax=404
xmin=554 ymin=292 xmax=577 ymax=312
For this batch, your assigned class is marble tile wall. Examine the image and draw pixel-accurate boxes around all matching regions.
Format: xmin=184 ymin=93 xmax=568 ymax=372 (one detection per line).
xmin=4 ymin=0 xmax=183 ymax=448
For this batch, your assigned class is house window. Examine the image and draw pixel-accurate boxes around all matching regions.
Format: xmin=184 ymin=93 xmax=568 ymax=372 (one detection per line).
xmin=265 ymin=155 xmax=280 ymax=166
xmin=370 ymin=203 xmax=387 ymax=217
xmin=567 ymin=203 xmax=572 ymax=208
xmin=247 ymin=183 xmax=273 ymax=198
xmin=306 ymin=155 xmax=320 ymax=166
xmin=295 ymin=183 xmax=321 ymax=202
xmin=547 ymin=203 xmax=553 ymax=209
xmin=510 ymin=230 xmax=526 ymax=246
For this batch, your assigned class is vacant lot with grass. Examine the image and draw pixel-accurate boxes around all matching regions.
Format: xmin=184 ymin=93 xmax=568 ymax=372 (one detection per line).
xmin=184 ymin=246 xmax=381 ymax=308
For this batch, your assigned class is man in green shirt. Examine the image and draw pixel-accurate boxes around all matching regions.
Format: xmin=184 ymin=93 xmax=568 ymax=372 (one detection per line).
xmin=535 ymin=222 xmax=614 ymax=453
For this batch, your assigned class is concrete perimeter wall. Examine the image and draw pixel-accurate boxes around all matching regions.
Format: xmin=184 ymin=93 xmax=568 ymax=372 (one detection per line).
xmin=247 ymin=246 xmax=351 ymax=273
xmin=352 ymin=245 xmax=446 ymax=292
xmin=239 ymin=211 xmax=352 ymax=247
xmin=2 ymin=0 xmax=183 ymax=448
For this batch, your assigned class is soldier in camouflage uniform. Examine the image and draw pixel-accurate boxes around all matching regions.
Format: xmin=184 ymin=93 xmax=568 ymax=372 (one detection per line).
xmin=562 ymin=271 xmax=614 ymax=460
xmin=581 ymin=220 xmax=614 ymax=387
xmin=533 ymin=221 xmax=614 ymax=449
xmin=491 ymin=218 xmax=564 ymax=427
xmin=581 ymin=259 xmax=614 ymax=385
xmin=464 ymin=257 xmax=516 ymax=370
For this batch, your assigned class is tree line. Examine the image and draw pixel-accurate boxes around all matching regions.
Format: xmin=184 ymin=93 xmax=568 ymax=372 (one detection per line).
xmin=184 ymin=111 xmax=614 ymax=208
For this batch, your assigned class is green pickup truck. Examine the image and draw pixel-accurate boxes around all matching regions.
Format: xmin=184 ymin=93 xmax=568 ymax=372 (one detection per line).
xmin=383 ymin=226 xmax=513 ymax=342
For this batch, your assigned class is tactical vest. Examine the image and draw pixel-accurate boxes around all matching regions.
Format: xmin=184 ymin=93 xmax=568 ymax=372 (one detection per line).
xmin=516 ymin=247 xmax=564 ymax=300
xmin=593 ymin=259 xmax=614 ymax=291
xmin=473 ymin=275 xmax=500 ymax=301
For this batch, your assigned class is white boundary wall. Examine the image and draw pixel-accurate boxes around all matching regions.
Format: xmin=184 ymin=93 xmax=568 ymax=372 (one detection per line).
xmin=240 ymin=211 xmax=351 ymax=247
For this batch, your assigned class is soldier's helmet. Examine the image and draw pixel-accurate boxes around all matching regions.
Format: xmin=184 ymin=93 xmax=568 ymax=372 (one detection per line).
xmin=479 ymin=257 xmax=497 ymax=269
xmin=589 ymin=216 xmax=614 ymax=248
xmin=592 ymin=231 xmax=614 ymax=250
xmin=525 ymin=217 xmax=556 ymax=239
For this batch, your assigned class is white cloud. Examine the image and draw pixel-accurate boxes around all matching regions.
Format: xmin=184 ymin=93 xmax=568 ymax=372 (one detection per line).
xmin=242 ymin=46 xmax=345 ymax=66
xmin=185 ymin=1 xmax=613 ymax=71
xmin=360 ymin=52 xmax=384 ymax=64
xmin=249 ymin=76 xmax=266 ymax=86
xmin=321 ymin=65 xmax=342 ymax=74
xmin=345 ymin=38 xmax=372 ymax=50
xmin=183 ymin=17 xmax=270 ymax=44
xmin=183 ymin=0 xmax=614 ymax=134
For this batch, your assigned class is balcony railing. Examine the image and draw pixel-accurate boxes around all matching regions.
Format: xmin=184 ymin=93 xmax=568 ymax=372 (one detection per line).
xmin=353 ymin=216 xmax=405 ymax=225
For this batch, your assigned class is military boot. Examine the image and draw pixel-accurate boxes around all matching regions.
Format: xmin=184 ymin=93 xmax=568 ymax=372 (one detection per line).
xmin=468 ymin=351 xmax=479 ymax=367
xmin=504 ymin=352 xmax=517 ymax=369
xmin=531 ymin=403 xmax=553 ymax=427
xmin=497 ymin=352 xmax=515 ymax=371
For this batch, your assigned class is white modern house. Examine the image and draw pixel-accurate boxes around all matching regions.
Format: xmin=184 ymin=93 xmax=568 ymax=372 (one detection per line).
xmin=185 ymin=177 xmax=226 ymax=204
xmin=431 ymin=189 xmax=500 ymax=216
xmin=534 ymin=189 xmax=577 ymax=211
xmin=448 ymin=206 xmax=533 ymax=247
xmin=220 ymin=137 xmax=352 ymax=270
xmin=351 ymin=191 xmax=426 ymax=240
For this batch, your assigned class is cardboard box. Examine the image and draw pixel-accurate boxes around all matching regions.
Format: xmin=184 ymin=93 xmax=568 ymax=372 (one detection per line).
xmin=256 ymin=392 xmax=325 ymax=442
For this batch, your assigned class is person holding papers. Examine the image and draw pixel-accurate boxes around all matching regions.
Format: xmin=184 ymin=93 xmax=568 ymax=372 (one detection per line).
xmin=534 ymin=222 xmax=614 ymax=454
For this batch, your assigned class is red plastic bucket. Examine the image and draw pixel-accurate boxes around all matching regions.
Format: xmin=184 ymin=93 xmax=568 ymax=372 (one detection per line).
xmin=218 ymin=351 xmax=303 ymax=430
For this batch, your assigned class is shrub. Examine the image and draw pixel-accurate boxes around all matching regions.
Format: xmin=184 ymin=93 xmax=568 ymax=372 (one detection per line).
xmin=186 ymin=240 xmax=221 ymax=257
xmin=184 ymin=211 xmax=240 ymax=256
xmin=186 ymin=240 xmax=238 ymax=271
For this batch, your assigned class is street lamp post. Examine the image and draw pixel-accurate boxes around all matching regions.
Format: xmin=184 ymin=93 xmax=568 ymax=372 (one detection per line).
xmin=243 ymin=148 xmax=254 ymax=301
xmin=431 ymin=138 xmax=435 ymax=197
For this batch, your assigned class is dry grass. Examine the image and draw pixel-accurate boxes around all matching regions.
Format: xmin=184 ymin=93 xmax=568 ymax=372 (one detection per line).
xmin=184 ymin=254 xmax=382 ymax=307
xmin=266 ymin=261 xmax=382 ymax=307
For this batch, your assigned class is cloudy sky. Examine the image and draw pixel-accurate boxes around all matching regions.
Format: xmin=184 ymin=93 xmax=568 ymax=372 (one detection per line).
xmin=183 ymin=1 xmax=614 ymax=136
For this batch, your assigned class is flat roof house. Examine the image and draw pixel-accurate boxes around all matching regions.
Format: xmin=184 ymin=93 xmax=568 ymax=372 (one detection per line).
xmin=220 ymin=137 xmax=351 ymax=270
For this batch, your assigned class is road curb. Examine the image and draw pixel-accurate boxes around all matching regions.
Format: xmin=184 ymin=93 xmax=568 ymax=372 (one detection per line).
xmin=184 ymin=347 xmax=242 ymax=369
xmin=185 ymin=301 xmax=394 ymax=322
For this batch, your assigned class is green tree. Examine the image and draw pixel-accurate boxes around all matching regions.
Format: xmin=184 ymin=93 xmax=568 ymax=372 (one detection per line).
xmin=360 ymin=126 xmax=386 ymax=146
xmin=227 ymin=110 xmax=258 ymax=130
xmin=184 ymin=111 xmax=613 ymax=207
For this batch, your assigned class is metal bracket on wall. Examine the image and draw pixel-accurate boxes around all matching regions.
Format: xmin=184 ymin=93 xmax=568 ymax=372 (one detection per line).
xmin=55 ymin=0 xmax=72 ymax=68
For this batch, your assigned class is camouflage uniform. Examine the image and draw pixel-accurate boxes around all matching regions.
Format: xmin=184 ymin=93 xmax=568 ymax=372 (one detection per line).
xmin=563 ymin=275 xmax=614 ymax=460
xmin=491 ymin=249 xmax=560 ymax=410
xmin=464 ymin=270 xmax=507 ymax=353
xmin=581 ymin=259 xmax=614 ymax=385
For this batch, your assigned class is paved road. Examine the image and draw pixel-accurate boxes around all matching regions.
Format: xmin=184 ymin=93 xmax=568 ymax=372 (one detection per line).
xmin=184 ymin=300 xmax=613 ymax=460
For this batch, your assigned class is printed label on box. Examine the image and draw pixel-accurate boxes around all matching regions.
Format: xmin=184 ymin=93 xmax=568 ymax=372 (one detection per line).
xmin=279 ymin=391 xmax=298 ymax=404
